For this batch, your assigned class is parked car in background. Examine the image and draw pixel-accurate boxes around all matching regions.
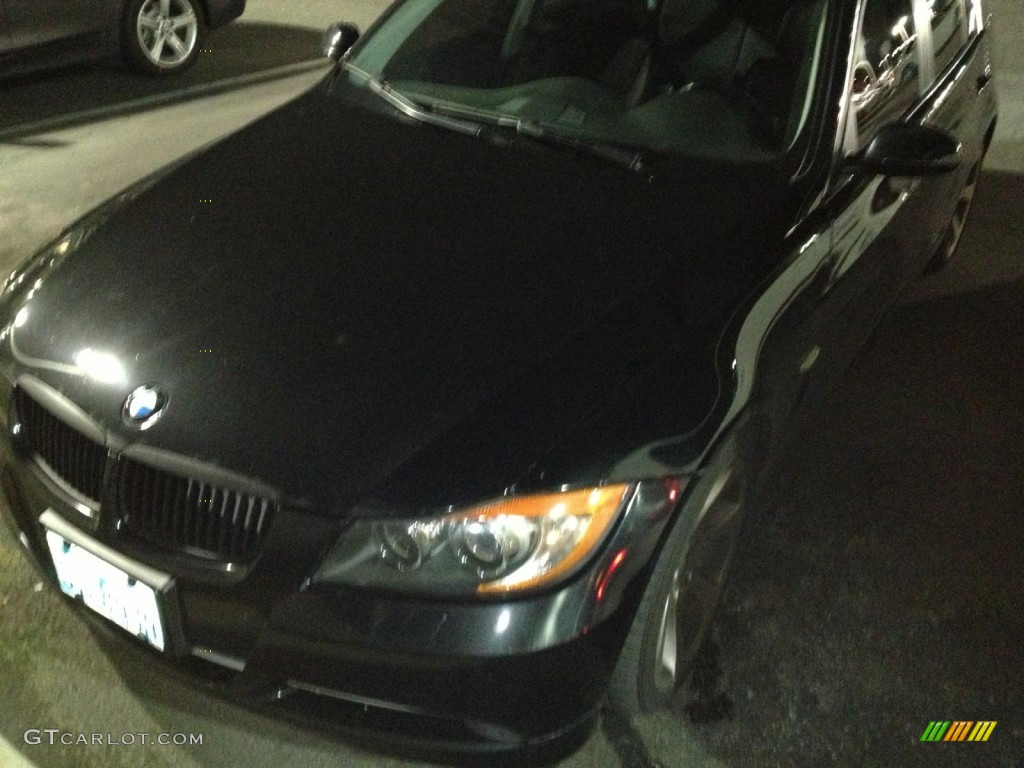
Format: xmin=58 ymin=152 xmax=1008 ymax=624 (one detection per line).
xmin=0 ymin=0 xmax=245 ymax=77
xmin=0 ymin=0 xmax=996 ymax=757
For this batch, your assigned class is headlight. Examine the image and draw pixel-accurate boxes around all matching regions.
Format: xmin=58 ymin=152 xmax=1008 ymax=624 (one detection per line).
xmin=313 ymin=484 xmax=635 ymax=596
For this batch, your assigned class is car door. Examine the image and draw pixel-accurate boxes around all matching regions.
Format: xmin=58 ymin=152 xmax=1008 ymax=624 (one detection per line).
xmin=902 ymin=0 xmax=996 ymax=272
xmin=836 ymin=0 xmax=996 ymax=279
xmin=1 ymin=0 xmax=111 ymax=54
xmin=829 ymin=0 xmax=940 ymax=290
xmin=744 ymin=0 xmax=959 ymax=449
xmin=793 ymin=0 xmax=979 ymax=390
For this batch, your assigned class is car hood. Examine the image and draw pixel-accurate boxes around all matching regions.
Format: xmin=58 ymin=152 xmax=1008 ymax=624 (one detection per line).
xmin=5 ymin=82 xmax=787 ymax=513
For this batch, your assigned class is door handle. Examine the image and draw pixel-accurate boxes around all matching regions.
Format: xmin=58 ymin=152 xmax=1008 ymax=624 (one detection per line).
xmin=977 ymin=66 xmax=993 ymax=92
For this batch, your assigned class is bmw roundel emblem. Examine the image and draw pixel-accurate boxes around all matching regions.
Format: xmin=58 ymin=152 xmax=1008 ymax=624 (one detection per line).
xmin=122 ymin=385 xmax=167 ymax=429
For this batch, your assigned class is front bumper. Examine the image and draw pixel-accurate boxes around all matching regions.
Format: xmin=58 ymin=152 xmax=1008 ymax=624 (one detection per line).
xmin=0 ymin=461 xmax=628 ymax=751
xmin=0 ymin=379 xmax=673 ymax=753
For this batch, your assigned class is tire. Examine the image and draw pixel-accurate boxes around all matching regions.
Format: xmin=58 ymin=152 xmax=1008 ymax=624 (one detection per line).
xmin=608 ymin=457 xmax=744 ymax=716
xmin=122 ymin=0 xmax=206 ymax=76
xmin=925 ymin=159 xmax=981 ymax=274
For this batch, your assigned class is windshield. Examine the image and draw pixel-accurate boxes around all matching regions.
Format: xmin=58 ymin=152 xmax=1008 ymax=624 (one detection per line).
xmin=345 ymin=0 xmax=830 ymax=160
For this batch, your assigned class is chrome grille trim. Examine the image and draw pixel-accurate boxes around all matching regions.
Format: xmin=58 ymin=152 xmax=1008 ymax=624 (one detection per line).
xmin=14 ymin=386 xmax=106 ymax=507
xmin=12 ymin=385 xmax=275 ymax=563
xmin=116 ymin=458 xmax=274 ymax=562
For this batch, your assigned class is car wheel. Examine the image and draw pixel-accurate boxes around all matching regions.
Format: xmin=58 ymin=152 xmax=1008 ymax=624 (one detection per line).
xmin=926 ymin=160 xmax=981 ymax=273
xmin=608 ymin=460 xmax=744 ymax=715
xmin=122 ymin=0 xmax=206 ymax=76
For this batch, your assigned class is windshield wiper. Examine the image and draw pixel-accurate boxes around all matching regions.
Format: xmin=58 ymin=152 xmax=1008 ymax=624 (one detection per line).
xmin=341 ymin=63 xmax=486 ymax=138
xmin=342 ymin=64 xmax=646 ymax=171
xmin=427 ymin=100 xmax=648 ymax=172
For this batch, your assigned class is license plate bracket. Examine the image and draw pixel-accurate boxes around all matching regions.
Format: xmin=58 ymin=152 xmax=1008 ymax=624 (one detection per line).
xmin=41 ymin=509 xmax=175 ymax=653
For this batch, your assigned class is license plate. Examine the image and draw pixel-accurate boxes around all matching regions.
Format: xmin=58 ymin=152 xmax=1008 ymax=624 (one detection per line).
xmin=44 ymin=524 xmax=169 ymax=652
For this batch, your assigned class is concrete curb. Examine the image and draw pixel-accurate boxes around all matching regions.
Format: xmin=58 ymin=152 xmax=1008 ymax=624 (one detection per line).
xmin=0 ymin=59 xmax=330 ymax=142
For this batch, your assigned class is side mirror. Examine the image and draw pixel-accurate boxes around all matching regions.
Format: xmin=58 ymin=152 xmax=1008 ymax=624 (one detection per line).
xmin=322 ymin=22 xmax=360 ymax=62
xmin=844 ymin=123 xmax=962 ymax=177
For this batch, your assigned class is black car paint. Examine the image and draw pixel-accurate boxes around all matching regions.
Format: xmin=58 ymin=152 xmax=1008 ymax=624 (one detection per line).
xmin=1 ymin=0 xmax=113 ymax=51
xmin=0 ymin=62 xmax=775 ymax=738
xmin=2 ymin=79 xmax=788 ymax=513
xmin=741 ymin=4 xmax=997 ymax=457
xmin=0 ymin=75 xmax=796 ymax=743
xmin=0 ymin=0 xmax=245 ymax=76
xmin=0 ymin=0 xmax=999 ymax=753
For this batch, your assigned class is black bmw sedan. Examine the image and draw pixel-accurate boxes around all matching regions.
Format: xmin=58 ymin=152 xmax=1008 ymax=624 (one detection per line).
xmin=0 ymin=0 xmax=997 ymax=756
xmin=0 ymin=0 xmax=245 ymax=77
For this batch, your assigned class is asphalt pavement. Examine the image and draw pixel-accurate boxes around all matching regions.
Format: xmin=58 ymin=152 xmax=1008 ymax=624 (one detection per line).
xmin=1 ymin=164 xmax=1021 ymax=768
xmin=1 ymin=1 xmax=1023 ymax=767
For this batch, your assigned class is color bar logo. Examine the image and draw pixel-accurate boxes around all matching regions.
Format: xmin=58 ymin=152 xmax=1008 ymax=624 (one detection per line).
xmin=920 ymin=721 xmax=996 ymax=742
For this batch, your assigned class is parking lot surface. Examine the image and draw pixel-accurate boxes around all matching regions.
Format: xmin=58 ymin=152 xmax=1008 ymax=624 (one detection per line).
xmin=1 ymin=2 xmax=1022 ymax=766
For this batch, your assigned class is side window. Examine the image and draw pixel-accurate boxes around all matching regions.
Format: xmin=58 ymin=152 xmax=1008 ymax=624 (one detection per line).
xmin=850 ymin=0 xmax=920 ymax=147
xmin=929 ymin=0 xmax=966 ymax=75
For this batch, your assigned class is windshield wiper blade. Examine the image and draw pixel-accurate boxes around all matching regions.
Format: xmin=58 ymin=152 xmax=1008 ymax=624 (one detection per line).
xmin=426 ymin=101 xmax=531 ymax=131
xmin=523 ymin=125 xmax=648 ymax=172
xmin=342 ymin=66 xmax=646 ymax=171
xmin=428 ymin=101 xmax=648 ymax=172
xmin=342 ymin=64 xmax=485 ymax=138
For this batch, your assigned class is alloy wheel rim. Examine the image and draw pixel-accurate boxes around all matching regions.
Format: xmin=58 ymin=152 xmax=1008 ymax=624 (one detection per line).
xmin=652 ymin=501 xmax=741 ymax=695
xmin=653 ymin=567 xmax=682 ymax=692
xmin=653 ymin=561 xmax=719 ymax=694
xmin=938 ymin=163 xmax=980 ymax=264
xmin=136 ymin=0 xmax=198 ymax=68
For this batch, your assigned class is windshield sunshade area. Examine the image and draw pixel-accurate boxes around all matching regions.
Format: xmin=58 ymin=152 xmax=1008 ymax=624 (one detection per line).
xmin=345 ymin=0 xmax=830 ymax=160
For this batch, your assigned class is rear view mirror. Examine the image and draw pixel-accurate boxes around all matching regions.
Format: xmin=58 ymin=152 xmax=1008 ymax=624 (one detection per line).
xmin=322 ymin=22 xmax=360 ymax=62
xmin=844 ymin=123 xmax=962 ymax=177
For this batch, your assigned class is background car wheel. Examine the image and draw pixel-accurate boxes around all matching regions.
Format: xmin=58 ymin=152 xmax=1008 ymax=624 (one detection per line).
xmin=925 ymin=160 xmax=981 ymax=273
xmin=608 ymin=463 xmax=744 ymax=716
xmin=122 ymin=0 xmax=206 ymax=76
